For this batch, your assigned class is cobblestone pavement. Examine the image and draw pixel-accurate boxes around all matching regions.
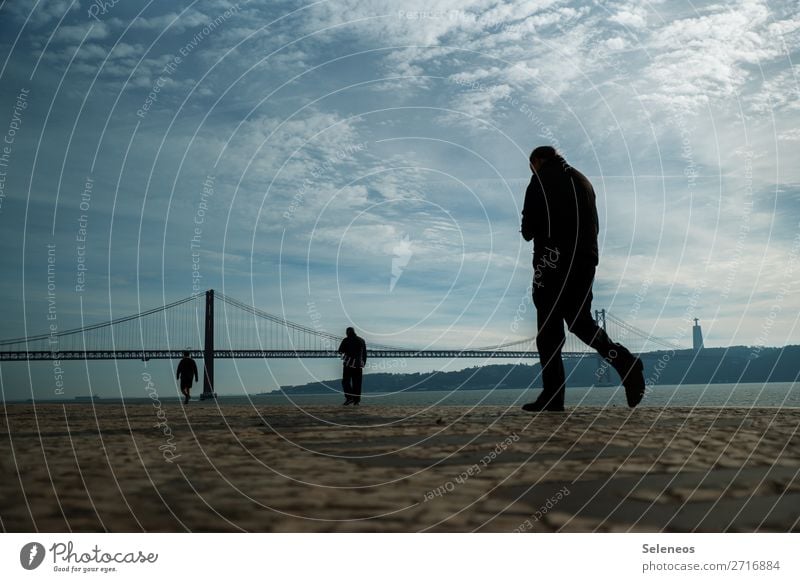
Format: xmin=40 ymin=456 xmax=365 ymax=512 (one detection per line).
xmin=1 ymin=404 xmax=798 ymax=532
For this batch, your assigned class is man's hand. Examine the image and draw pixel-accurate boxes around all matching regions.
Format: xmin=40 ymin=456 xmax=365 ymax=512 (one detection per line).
xmin=521 ymin=228 xmax=534 ymax=242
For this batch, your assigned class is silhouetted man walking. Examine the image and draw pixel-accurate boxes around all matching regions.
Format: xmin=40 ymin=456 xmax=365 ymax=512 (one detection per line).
xmin=521 ymin=146 xmax=645 ymax=412
xmin=338 ymin=327 xmax=367 ymax=406
xmin=176 ymin=350 xmax=198 ymax=405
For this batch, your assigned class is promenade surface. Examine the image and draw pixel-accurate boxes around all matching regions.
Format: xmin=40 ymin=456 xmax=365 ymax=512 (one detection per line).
xmin=1 ymin=403 xmax=798 ymax=531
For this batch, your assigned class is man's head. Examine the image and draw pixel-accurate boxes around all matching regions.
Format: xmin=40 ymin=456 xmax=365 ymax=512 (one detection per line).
xmin=529 ymin=145 xmax=558 ymax=173
xmin=346 ymin=327 xmax=355 ymax=338
xmin=183 ymin=350 xmax=190 ymax=357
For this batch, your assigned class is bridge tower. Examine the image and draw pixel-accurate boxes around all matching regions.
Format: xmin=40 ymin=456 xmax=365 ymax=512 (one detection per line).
xmin=595 ymin=309 xmax=606 ymax=331
xmin=200 ymin=289 xmax=217 ymax=400
xmin=594 ymin=309 xmax=610 ymax=385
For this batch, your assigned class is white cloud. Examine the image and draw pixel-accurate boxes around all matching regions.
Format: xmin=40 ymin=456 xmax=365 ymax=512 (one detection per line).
xmin=639 ymin=0 xmax=789 ymax=111
xmin=778 ymin=128 xmax=800 ymax=141
xmin=53 ymin=20 xmax=112 ymax=43
xmin=129 ymin=10 xmax=212 ymax=32
xmin=609 ymin=4 xmax=648 ymax=29
xmin=603 ymin=36 xmax=627 ymax=51
xmin=6 ymin=0 xmax=80 ymax=27
xmin=746 ymin=65 xmax=800 ymax=114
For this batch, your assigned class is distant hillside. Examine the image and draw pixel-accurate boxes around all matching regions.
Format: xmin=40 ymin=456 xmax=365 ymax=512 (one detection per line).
xmin=280 ymin=345 xmax=800 ymax=394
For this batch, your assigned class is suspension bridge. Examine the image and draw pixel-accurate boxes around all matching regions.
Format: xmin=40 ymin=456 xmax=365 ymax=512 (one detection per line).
xmin=0 ymin=290 xmax=683 ymax=399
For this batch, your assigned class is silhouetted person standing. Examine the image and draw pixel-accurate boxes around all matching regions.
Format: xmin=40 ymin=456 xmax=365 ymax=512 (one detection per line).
xmin=176 ymin=350 xmax=198 ymax=405
xmin=338 ymin=327 xmax=367 ymax=406
xmin=521 ymin=146 xmax=645 ymax=412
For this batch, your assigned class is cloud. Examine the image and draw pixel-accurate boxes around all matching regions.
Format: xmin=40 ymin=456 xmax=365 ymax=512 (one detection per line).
xmin=746 ymin=65 xmax=800 ymax=114
xmin=301 ymin=0 xmax=482 ymax=45
xmin=609 ymin=4 xmax=649 ymax=29
xmin=52 ymin=20 xmax=113 ymax=43
xmin=129 ymin=10 xmax=212 ymax=33
xmin=5 ymin=0 xmax=81 ymax=27
xmin=639 ymin=0 xmax=789 ymax=111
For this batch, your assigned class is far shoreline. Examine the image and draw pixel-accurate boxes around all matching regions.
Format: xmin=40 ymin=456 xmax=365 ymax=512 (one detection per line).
xmin=3 ymin=381 xmax=799 ymax=407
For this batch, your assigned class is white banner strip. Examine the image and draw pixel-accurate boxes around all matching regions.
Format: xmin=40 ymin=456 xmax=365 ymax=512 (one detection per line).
xmin=1 ymin=533 xmax=797 ymax=581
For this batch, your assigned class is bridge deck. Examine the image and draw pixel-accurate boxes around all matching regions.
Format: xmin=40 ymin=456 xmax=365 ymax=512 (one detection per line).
xmin=0 ymin=349 xmax=599 ymax=361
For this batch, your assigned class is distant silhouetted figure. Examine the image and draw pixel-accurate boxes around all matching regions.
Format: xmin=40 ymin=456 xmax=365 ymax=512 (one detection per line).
xmin=176 ymin=350 xmax=198 ymax=405
xmin=521 ymin=146 xmax=645 ymax=412
xmin=338 ymin=327 xmax=367 ymax=406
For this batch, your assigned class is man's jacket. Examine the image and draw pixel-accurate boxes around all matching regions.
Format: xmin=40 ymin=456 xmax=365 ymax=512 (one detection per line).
xmin=521 ymin=156 xmax=599 ymax=266
xmin=338 ymin=336 xmax=367 ymax=368
xmin=176 ymin=358 xmax=198 ymax=384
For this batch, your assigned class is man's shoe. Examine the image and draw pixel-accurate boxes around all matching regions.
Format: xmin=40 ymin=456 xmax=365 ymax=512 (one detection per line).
xmin=352 ymin=400 xmax=360 ymax=406
xmin=619 ymin=356 xmax=645 ymax=408
xmin=521 ymin=394 xmax=564 ymax=412
xmin=342 ymin=398 xmax=354 ymax=406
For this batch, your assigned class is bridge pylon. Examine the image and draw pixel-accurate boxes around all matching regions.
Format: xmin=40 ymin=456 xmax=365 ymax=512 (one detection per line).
xmin=200 ymin=289 xmax=217 ymax=400
xmin=594 ymin=308 xmax=611 ymax=385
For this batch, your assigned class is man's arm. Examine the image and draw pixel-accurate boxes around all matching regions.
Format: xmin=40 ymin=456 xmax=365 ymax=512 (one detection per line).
xmin=521 ymin=175 xmax=547 ymax=242
xmin=337 ymin=339 xmax=345 ymax=354
xmin=176 ymin=361 xmax=181 ymax=380
xmin=192 ymin=360 xmax=198 ymax=382
xmin=360 ymin=338 xmax=367 ymax=365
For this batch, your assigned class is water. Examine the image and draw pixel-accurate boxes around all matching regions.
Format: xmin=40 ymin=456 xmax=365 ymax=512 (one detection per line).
xmin=221 ymin=382 xmax=800 ymax=408
xmin=24 ymin=382 xmax=798 ymax=407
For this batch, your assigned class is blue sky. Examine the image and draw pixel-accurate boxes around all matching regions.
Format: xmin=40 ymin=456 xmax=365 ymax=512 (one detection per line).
xmin=1 ymin=0 xmax=798 ymax=399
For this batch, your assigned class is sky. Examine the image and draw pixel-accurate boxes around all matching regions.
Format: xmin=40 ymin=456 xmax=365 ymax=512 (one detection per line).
xmin=0 ymin=0 xmax=798 ymax=400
